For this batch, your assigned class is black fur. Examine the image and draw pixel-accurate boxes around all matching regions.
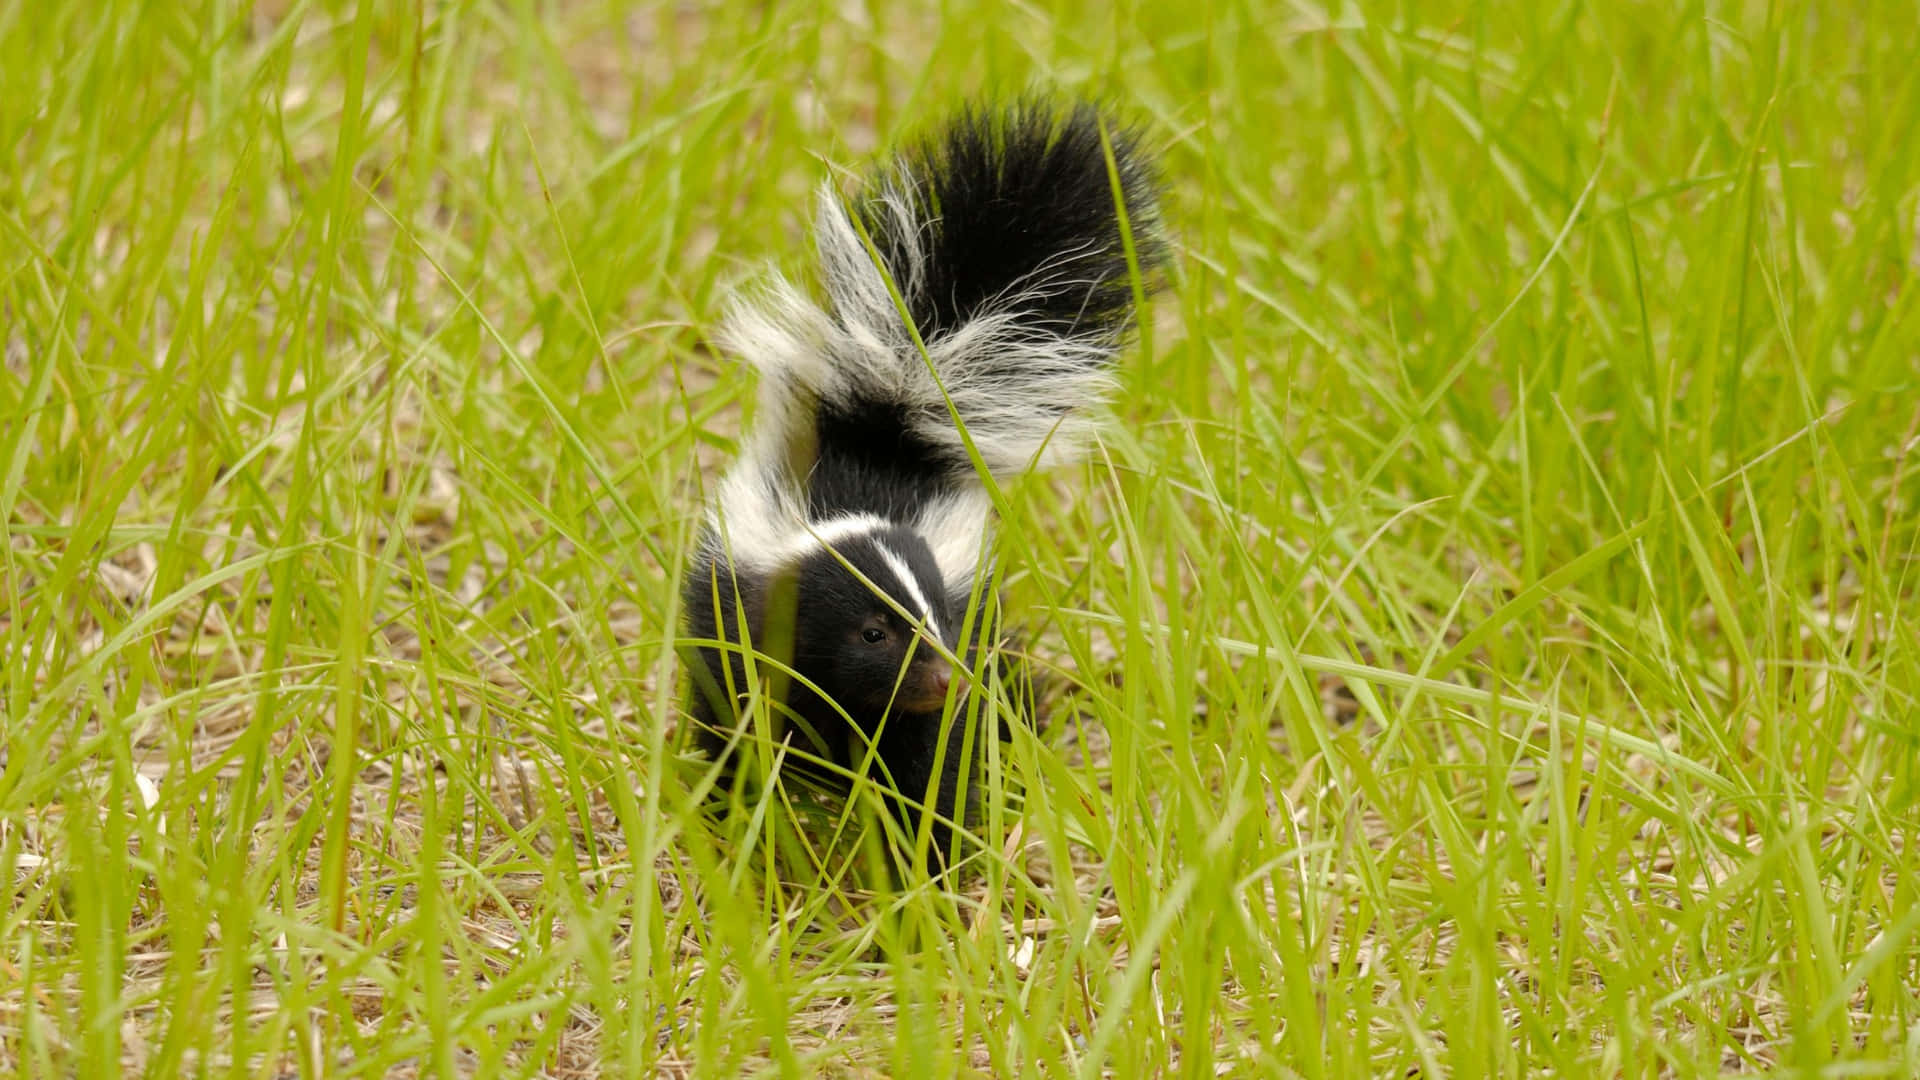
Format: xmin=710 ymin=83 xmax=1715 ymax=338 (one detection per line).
xmin=682 ymin=528 xmax=983 ymax=863
xmin=857 ymin=97 xmax=1162 ymax=347
xmin=682 ymin=97 xmax=1165 ymax=873
xmin=808 ymin=400 xmax=963 ymax=521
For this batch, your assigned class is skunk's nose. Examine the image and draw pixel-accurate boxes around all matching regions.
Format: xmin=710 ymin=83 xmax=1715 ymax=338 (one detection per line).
xmin=903 ymin=656 xmax=967 ymax=713
xmin=929 ymin=660 xmax=969 ymax=699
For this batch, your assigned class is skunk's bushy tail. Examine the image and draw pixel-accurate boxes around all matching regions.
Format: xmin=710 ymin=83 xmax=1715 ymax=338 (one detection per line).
xmin=721 ymin=98 xmax=1165 ymax=482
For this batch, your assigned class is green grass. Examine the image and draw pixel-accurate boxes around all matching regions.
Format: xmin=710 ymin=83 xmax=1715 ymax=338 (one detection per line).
xmin=5 ymin=0 xmax=1919 ymax=1075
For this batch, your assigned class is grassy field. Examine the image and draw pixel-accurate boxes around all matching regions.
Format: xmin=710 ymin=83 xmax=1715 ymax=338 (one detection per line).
xmin=6 ymin=0 xmax=1919 ymax=1075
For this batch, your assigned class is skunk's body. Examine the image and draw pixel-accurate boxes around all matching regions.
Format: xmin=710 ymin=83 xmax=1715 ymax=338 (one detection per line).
xmin=682 ymin=99 xmax=1163 ymax=865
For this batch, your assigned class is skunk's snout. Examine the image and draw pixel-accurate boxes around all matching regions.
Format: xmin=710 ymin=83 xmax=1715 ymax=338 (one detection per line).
xmin=891 ymin=642 xmax=967 ymax=713
xmin=924 ymin=661 xmax=964 ymax=700
xmin=920 ymin=630 xmax=971 ymax=697
xmin=922 ymin=662 xmax=948 ymax=697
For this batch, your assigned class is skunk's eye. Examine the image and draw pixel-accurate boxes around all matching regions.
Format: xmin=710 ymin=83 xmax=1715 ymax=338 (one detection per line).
xmin=861 ymin=626 xmax=887 ymax=644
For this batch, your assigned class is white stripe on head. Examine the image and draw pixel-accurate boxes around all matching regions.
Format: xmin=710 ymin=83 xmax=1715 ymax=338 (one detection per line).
xmin=805 ymin=513 xmax=892 ymax=550
xmin=706 ymin=500 xmax=949 ymax=644
xmin=779 ymin=512 xmax=890 ymax=567
xmin=707 ymin=484 xmax=892 ymax=570
xmin=873 ymin=543 xmax=942 ymax=642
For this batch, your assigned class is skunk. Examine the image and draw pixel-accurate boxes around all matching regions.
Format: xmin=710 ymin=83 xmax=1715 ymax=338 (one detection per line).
xmin=681 ymin=98 xmax=1164 ymax=867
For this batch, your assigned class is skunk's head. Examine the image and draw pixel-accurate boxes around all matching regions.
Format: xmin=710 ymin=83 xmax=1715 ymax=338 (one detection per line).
xmin=788 ymin=524 xmax=965 ymax=722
